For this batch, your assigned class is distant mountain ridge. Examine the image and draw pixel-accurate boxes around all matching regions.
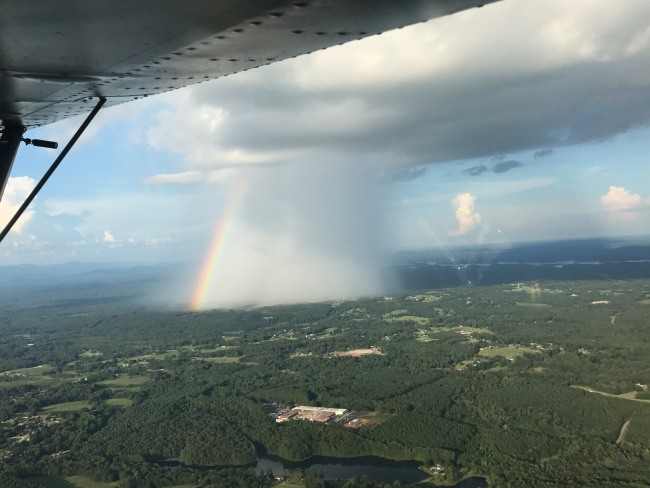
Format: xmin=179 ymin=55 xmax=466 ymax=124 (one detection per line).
xmin=0 ymin=261 xmax=179 ymax=287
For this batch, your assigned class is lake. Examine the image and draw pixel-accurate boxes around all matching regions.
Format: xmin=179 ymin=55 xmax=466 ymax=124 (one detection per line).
xmin=254 ymin=455 xmax=487 ymax=486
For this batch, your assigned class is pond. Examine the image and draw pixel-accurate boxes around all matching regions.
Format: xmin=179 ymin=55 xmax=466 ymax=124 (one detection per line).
xmin=254 ymin=455 xmax=488 ymax=487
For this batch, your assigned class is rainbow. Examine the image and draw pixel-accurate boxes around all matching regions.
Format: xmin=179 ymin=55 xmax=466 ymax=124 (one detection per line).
xmin=189 ymin=186 xmax=245 ymax=310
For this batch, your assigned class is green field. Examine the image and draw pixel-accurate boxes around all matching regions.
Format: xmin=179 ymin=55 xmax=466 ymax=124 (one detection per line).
xmin=276 ymin=477 xmax=305 ymax=487
xmin=515 ymin=302 xmax=552 ymax=308
xmin=572 ymin=386 xmax=650 ymax=404
xmin=385 ymin=315 xmax=430 ymax=325
xmin=198 ymin=346 xmax=234 ymax=353
xmin=100 ymin=375 xmax=148 ymax=387
xmin=194 ymin=356 xmax=241 ymax=363
xmin=43 ymin=401 xmax=91 ymax=412
xmin=2 ymin=364 xmax=56 ymax=377
xmin=360 ymin=411 xmax=393 ymax=424
xmin=127 ymin=350 xmax=179 ymax=361
xmin=79 ymin=351 xmax=103 ymax=358
xmin=478 ymin=345 xmax=540 ymax=358
xmin=106 ymin=398 xmax=133 ymax=408
xmin=430 ymin=326 xmax=493 ymax=334
xmin=28 ymin=476 xmax=79 ymax=488
xmin=0 ymin=377 xmax=65 ymax=388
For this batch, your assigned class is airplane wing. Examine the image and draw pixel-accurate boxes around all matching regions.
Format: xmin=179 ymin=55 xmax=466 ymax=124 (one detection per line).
xmin=0 ymin=0 xmax=495 ymax=131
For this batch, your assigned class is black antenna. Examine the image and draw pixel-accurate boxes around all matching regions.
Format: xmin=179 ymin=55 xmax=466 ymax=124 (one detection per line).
xmin=22 ymin=138 xmax=59 ymax=149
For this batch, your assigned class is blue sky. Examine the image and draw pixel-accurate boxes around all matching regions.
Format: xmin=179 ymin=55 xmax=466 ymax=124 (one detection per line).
xmin=2 ymin=0 xmax=650 ymax=306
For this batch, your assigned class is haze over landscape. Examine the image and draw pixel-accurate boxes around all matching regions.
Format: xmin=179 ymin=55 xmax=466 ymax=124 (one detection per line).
xmin=1 ymin=0 xmax=650 ymax=308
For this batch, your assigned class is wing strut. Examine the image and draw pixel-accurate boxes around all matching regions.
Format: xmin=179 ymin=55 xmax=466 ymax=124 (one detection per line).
xmin=0 ymin=97 xmax=106 ymax=245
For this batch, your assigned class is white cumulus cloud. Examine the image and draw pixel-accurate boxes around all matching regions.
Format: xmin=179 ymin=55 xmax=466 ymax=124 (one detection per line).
xmin=449 ymin=193 xmax=482 ymax=236
xmin=600 ymin=186 xmax=641 ymax=211
xmin=103 ymin=230 xmax=116 ymax=243
xmin=0 ymin=176 xmax=36 ymax=233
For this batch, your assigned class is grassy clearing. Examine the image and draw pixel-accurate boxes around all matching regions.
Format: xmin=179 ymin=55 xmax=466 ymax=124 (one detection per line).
xmin=638 ymin=299 xmax=650 ymax=305
xmin=106 ymin=398 xmax=133 ymax=408
xmin=385 ymin=315 xmax=430 ymax=325
xmin=478 ymin=345 xmax=539 ymax=358
xmin=572 ymin=386 xmax=650 ymax=403
xmin=2 ymin=364 xmax=56 ymax=377
xmin=79 ymin=351 xmax=103 ymax=358
xmin=43 ymin=401 xmax=90 ymax=412
xmin=194 ymin=357 xmax=241 ymax=363
xmin=100 ymin=375 xmax=148 ymax=387
xmin=65 ymin=476 xmax=120 ymax=488
xmin=430 ymin=326 xmax=493 ymax=335
xmin=0 ymin=378 xmax=65 ymax=388
xmin=127 ymin=350 xmax=179 ymax=361
xmin=199 ymin=346 xmax=234 ymax=353
xmin=276 ymin=477 xmax=305 ymax=487
xmin=360 ymin=411 xmax=393 ymax=424
xmin=482 ymin=365 xmax=508 ymax=373
xmin=340 ymin=308 xmax=368 ymax=316
xmin=31 ymin=472 xmax=155 ymax=487
xmin=515 ymin=302 xmax=551 ymax=308
xmin=427 ymin=472 xmax=488 ymax=487
xmin=28 ymin=476 xmax=78 ymax=488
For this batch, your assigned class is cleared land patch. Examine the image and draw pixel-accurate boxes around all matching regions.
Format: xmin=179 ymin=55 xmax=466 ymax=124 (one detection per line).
xmin=478 ymin=345 xmax=540 ymax=358
xmin=515 ymin=302 xmax=551 ymax=308
xmin=43 ymin=401 xmax=91 ymax=412
xmin=2 ymin=364 xmax=56 ymax=377
xmin=126 ymin=350 xmax=179 ymax=361
xmin=572 ymin=386 xmax=650 ymax=403
xmin=276 ymin=477 xmax=305 ymax=488
xmin=198 ymin=346 xmax=234 ymax=353
xmin=100 ymin=375 xmax=148 ymax=387
xmin=360 ymin=411 xmax=393 ymax=424
xmin=430 ymin=326 xmax=493 ymax=335
xmin=193 ymin=356 xmax=241 ymax=363
xmin=384 ymin=315 xmax=430 ymax=325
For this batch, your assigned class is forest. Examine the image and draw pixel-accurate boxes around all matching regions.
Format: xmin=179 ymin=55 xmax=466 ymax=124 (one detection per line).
xmin=0 ymin=278 xmax=649 ymax=487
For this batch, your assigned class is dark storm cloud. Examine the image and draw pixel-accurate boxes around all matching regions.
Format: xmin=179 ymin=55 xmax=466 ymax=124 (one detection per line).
xmin=463 ymin=164 xmax=489 ymax=176
xmin=493 ymin=160 xmax=523 ymax=173
xmin=463 ymin=160 xmax=522 ymax=176
xmin=180 ymin=59 xmax=650 ymax=170
xmin=534 ymin=148 xmax=554 ymax=159
xmin=146 ymin=1 xmax=650 ymax=172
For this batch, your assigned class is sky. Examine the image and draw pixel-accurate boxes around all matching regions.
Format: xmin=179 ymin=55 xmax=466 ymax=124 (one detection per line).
xmin=2 ymin=0 xmax=650 ymax=306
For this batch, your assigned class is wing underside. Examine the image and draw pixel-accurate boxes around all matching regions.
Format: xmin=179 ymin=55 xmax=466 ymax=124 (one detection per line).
xmin=0 ymin=0 xmax=495 ymax=130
